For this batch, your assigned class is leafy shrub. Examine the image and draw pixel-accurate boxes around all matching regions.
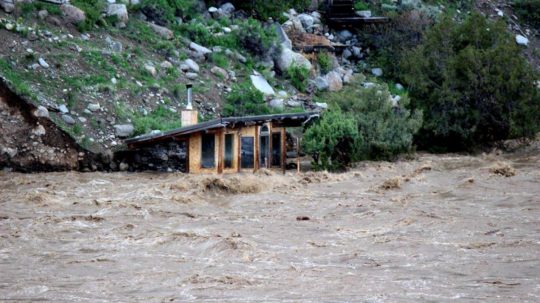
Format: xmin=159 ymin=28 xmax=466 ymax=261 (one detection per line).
xmin=71 ymin=0 xmax=104 ymax=32
xmin=232 ymin=0 xmax=311 ymax=20
xmin=222 ymin=81 xmax=270 ymax=117
xmin=321 ymin=82 xmax=422 ymax=160
xmin=303 ymin=109 xmax=360 ymax=171
xmin=354 ymin=1 xmax=370 ymax=11
xmin=401 ymin=14 xmax=540 ymax=150
xmin=287 ymin=64 xmax=310 ymax=92
xmin=210 ymin=53 xmax=229 ymax=69
xmin=513 ymin=0 xmax=540 ymax=26
xmin=132 ymin=105 xmax=182 ymax=135
xmin=139 ymin=0 xmax=198 ymax=26
xmin=317 ymin=51 xmax=332 ymax=74
xmin=235 ymin=18 xmax=277 ymax=56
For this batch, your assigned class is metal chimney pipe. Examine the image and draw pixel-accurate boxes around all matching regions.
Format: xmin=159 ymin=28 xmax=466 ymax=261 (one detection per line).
xmin=186 ymin=84 xmax=193 ymax=110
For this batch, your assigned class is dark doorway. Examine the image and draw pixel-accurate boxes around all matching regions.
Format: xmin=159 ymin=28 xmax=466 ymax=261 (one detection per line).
xmin=259 ymin=125 xmax=269 ymax=168
xmin=224 ymin=134 xmax=234 ymax=169
xmin=241 ymin=136 xmax=254 ymax=169
xmin=271 ymin=132 xmax=281 ymax=167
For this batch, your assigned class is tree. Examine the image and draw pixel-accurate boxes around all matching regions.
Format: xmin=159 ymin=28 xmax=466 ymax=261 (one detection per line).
xmin=303 ymin=108 xmax=360 ymax=171
xmin=400 ymin=13 xmax=540 ymax=150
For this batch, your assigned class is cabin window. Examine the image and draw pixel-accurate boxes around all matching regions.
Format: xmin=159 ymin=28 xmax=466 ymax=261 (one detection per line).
xmin=201 ymin=133 xmax=215 ymax=168
xmin=224 ymin=134 xmax=234 ymax=169
xmin=241 ymin=136 xmax=254 ymax=169
xmin=259 ymin=125 xmax=269 ymax=168
xmin=272 ymin=132 xmax=282 ymax=167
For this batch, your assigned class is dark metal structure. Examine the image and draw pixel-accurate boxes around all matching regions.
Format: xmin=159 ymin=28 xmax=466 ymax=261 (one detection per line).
xmin=326 ymin=0 xmax=389 ymax=27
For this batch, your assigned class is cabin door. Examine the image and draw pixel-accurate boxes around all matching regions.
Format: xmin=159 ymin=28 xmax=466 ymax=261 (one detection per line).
xmin=240 ymin=136 xmax=255 ymax=170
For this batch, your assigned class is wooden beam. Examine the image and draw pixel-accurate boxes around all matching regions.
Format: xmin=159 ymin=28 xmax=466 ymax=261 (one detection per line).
xmin=281 ymin=128 xmax=286 ymax=174
xmin=254 ymin=125 xmax=259 ymax=172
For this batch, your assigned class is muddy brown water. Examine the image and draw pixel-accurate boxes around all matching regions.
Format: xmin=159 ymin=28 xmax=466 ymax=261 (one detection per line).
xmin=0 ymin=150 xmax=539 ymax=302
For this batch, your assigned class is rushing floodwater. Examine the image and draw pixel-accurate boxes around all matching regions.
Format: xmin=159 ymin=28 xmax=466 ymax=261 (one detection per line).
xmin=0 ymin=149 xmax=539 ymax=302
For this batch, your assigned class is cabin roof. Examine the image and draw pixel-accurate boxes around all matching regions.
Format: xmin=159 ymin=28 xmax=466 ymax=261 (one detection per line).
xmin=125 ymin=111 xmax=320 ymax=146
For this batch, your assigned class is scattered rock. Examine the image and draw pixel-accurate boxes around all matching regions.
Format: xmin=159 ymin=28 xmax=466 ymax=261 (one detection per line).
xmin=58 ymin=104 xmax=69 ymax=114
xmin=38 ymin=10 xmax=49 ymax=20
xmin=313 ymin=76 xmax=329 ymax=91
xmin=0 ymin=0 xmax=15 ymax=13
xmin=186 ymin=72 xmax=198 ymax=80
xmin=32 ymin=125 xmax=46 ymax=136
xmin=515 ymin=35 xmax=529 ymax=46
xmin=296 ymin=216 xmax=310 ymax=221
xmin=356 ymin=10 xmax=372 ymax=18
xmin=371 ymin=68 xmax=383 ymax=77
xmin=380 ymin=177 xmax=401 ymax=190
xmin=2 ymin=147 xmax=17 ymax=158
xmin=114 ymin=124 xmax=135 ymax=138
xmin=250 ymin=74 xmax=275 ymax=95
xmin=220 ymin=2 xmax=235 ymax=16
xmin=160 ymin=61 xmax=173 ymax=69
xmin=277 ymin=48 xmax=312 ymax=73
xmin=87 ymin=103 xmax=101 ymax=112
xmin=38 ymin=58 xmax=50 ymax=68
xmin=211 ymin=66 xmax=229 ymax=79
xmin=62 ymin=114 xmax=76 ymax=125
xmin=337 ymin=29 xmax=353 ymax=42
xmin=298 ymin=13 xmax=315 ymax=29
xmin=189 ymin=42 xmax=212 ymax=56
xmin=106 ymin=3 xmax=129 ymax=25
xmin=34 ymin=106 xmax=50 ymax=118
xmin=144 ymin=64 xmax=157 ymax=77
xmin=60 ymin=4 xmax=86 ymax=24
xmin=105 ymin=36 xmax=123 ymax=52
xmin=326 ymin=71 xmax=343 ymax=92
xmin=184 ymin=59 xmax=200 ymax=73
xmin=148 ymin=22 xmax=174 ymax=40
xmin=269 ymin=98 xmax=284 ymax=109
xmin=119 ymin=162 xmax=129 ymax=171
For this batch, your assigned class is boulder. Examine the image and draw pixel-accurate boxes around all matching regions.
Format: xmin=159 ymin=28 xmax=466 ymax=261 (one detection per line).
xmin=60 ymin=4 xmax=86 ymax=24
xmin=149 ymin=23 xmax=174 ymax=40
xmin=160 ymin=61 xmax=173 ymax=69
xmin=114 ymin=124 xmax=135 ymax=138
xmin=356 ymin=10 xmax=371 ymax=18
xmin=313 ymin=76 xmax=329 ymax=91
xmin=106 ymin=4 xmax=129 ymax=24
xmin=189 ymin=42 xmax=212 ymax=56
xmin=277 ymin=48 xmax=312 ymax=73
xmin=337 ymin=29 xmax=353 ymax=42
xmin=220 ymin=2 xmax=235 ymax=16
xmin=211 ymin=66 xmax=229 ymax=79
xmin=186 ymin=72 xmax=198 ymax=80
xmin=298 ymin=13 xmax=314 ymax=29
xmin=87 ymin=103 xmax=101 ymax=112
xmin=34 ymin=106 xmax=50 ymax=118
xmin=516 ymin=35 xmax=529 ymax=46
xmin=269 ymin=98 xmax=284 ymax=109
xmin=250 ymin=74 xmax=275 ymax=95
xmin=144 ymin=64 xmax=157 ymax=77
xmin=0 ymin=0 xmax=14 ymax=13
xmin=183 ymin=59 xmax=200 ymax=73
xmin=32 ymin=125 xmax=46 ymax=137
xmin=38 ymin=58 xmax=50 ymax=68
xmin=58 ymin=104 xmax=69 ymax=114
xmin=325 ymin=71 xmax=343 ymax=92
xmin=275 ymin=25 xmax=293 ymax=49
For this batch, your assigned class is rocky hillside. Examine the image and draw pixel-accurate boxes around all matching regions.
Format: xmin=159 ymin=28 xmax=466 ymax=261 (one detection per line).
xmin=0 ymin=0 xmax=538 ymax=171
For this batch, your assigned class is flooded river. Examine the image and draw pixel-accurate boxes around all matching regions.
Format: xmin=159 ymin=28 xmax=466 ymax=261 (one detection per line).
xmin=1 ymin=148 xmax=539 ymax=302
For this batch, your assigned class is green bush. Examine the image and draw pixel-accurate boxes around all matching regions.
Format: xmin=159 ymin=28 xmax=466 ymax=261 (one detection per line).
xmin=139 ymin=0 xmax=198 ymax=25
xmin=303 ymin=108 xmax=360 ymax=171
xmin=354 ymin=1 xmax=370 ymax=11
xmin=232 ymin=0 xmax=311 ymax=20
xmin=400 ymin=14 xmax=540 ymax=150
xmin=222 ymin=81 xmax=270 ymax=117
xmin=287 ymin=64 xmax=310 ymax=92
xmin=71 ymin=0 xmax=105 ymax=32
xmin=132 ymin=105 xmax=182 ymax=136
xmin=321 ymin=82 xmax=422 ymax=160
xmin=317 ymin=51 xmax=332 ymax=74
xmin=513 ymin=0 xmax=540 ymax=26
xmin=235 ymin=18 xmax=277 ymax=56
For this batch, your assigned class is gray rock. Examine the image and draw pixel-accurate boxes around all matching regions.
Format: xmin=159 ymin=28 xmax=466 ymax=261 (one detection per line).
xmin=277 ymin=48 xmax=312 ymax=73
xmin=325 ymin=71 xmax=343 ymax=92
xmin=276 ymin=25 xmax=293 ymax=49
xmin=58 ymin=104 xmax=69 ymax=114
xmin=298 ymin=13 xmax=315 ymax=29
xmin=269 ymin=98 xmax=284 ymax=109
xmin=106 ymin=3 xmax=129 ymax=24
xmin=149 ymin=22 xmax=174 ymax=40
xmin=250 ymin=74 xmax=275 ymax=95
xmin=395 ymin=83 xmax=404 ymax=90
xmin=2 ymin=147 xmax=17 ymax=158
xmin=38 ymin=10 xmax=49 ymax=20
xmin=105 ymin=36 xmax=123 ymax=52
xmin=235 ymin=52 xmax=247 ymax=63
xmin=184 ymin=59 xmax=200 ymax=73
xmin=342 ymin=48 xmax=353 ymax=59
xmin=211 ymin=66 xmax=229 ymax=79
xmin=220 ymin=2 xmax=235 ymax=16
xmin=516 ymin=35 xmax=529 ymax=46
xmin=186 ymin=72 xmax=198 ymax=80
xmin=87 ymin=103 xmax=100 ymax=112
xmin=61 ymin=4 xmax=86 ymax=24
xmin=160 ymin=61 xmax=173 ymax=69
xmin=0 ymin=0 xmax=14 ymax=13
xmin=337 ymin=29 xmax=353 ymax=42
xmin=189 ymin=42 xmax=212 ymax=56
xmin=62 ymin=114 xmax=76 ymax=125
xmin=287 ymin=99 xmax=302 ymax=107
xmin=119 ymin=162 xmax=129 ymax=171
xmin=315 ymin=102 xmax=328 ymax=109
xmin=78 ymin=117 xmax=87 ymax=123
xmin=342 ymin=70 xmax=354 ymax=84
xmin=32 ymin=125 xmax=46 ymax=136
xmin=371 ymin=68 xmax=383 ymax=77
xmin=313 ymin=76 xmax=329 ymax=91
xmin=34 ymin=106 xmax=50 ymax=118
xmin=352 ymin=46 xmax=362 ymax=58
xmin=114 ymin=124 xmax=134 ymax=138
xmin=144 ymin=64 xmax=157 ymax=77
xmin=38 ymin=58 xmax=50 ymax=68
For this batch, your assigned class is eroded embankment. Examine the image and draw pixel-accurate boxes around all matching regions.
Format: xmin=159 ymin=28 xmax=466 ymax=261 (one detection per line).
xmin=0 ymin=149 xmax=539 ymax=302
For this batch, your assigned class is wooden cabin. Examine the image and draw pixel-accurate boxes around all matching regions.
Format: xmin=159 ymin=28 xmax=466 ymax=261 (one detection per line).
xmin=125 ymin=110 xmax=319 ymax=174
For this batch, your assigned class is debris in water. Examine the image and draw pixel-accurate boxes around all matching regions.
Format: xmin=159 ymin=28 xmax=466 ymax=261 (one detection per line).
xmin=489 ymin=162 xmax=516 ymax=177
xmin=380 ymin=177 xmax=401 ymax=190
xmin=296 ymin=216 xmax=310 ymax=221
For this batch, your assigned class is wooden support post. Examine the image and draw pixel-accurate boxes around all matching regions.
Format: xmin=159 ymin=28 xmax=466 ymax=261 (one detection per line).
xmin=297 ymin=137 xmax=300 ymax=174
xmin=217 ymin=129 xmax=224 ymax=174
xmin=281 ymin=128 xmax=286 ymax=174
xmin=254 ymin=125 xmax=259 ymax=173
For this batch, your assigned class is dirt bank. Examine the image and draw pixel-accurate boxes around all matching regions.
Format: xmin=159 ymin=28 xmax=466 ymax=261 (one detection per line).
xmin=0 ymin=150 xmax=539 ymax=302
